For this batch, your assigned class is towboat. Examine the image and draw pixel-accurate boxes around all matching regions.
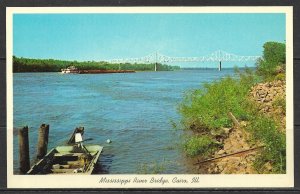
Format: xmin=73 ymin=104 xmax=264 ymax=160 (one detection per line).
xmin=27 ymin=130 xmax=103 ymax=175
xmin=61 ymin=66 xmax=80 ymax=74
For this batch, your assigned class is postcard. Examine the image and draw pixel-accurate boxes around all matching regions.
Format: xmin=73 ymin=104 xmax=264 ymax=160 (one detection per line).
xmin=6 ymin=6 xmax=293 ymax=188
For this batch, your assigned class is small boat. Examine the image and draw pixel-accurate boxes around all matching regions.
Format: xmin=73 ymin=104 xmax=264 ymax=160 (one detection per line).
xmin=27 ymin=129 xmax=103 ymax=175
xmin=61 ymin=66 xmax=80 ymax=74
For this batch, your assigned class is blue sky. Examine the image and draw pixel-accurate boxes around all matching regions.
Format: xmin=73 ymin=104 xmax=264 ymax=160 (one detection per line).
xmin=13 ymin=13 xmax=285 ymax=67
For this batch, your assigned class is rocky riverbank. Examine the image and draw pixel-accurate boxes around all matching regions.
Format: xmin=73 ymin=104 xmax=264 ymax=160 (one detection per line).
xmin=249 ymin=80 xmax=286 ymax=131
xmin=203 ymin=80 xmax=286 ymax=174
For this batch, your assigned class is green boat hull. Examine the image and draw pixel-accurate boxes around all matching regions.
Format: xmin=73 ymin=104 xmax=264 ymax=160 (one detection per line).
xmin=27 ymin=145 xmax=103 ymax=175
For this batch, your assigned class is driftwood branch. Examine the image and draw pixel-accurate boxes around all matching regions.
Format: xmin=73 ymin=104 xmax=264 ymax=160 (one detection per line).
xmin=227 ymin=112 xmax=240 ymax=127
xmin=227 ymin=112 xmax=248 ymax=138
xmin=193 ymin=146 xmax=264 ymax=165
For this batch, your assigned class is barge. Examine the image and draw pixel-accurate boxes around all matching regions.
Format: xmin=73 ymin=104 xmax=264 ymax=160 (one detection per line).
xmin=61 ymin=66 xmax=135 ymax=74
xmin=79 ymin=69 xmax=135 ymax=74
xmin=61 ymin=66 xmax=80 ymax=74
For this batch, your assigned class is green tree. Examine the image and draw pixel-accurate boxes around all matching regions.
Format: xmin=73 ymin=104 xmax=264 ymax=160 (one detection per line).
xmin=256 ymin=41 xmax=286 ymax=80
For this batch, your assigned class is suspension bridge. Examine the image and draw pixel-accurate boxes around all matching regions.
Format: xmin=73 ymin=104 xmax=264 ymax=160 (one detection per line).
xmin=107 ymin=50 xmax=261 ymax=71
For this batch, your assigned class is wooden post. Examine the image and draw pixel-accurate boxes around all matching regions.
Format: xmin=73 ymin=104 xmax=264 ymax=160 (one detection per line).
xmin=227 ymin=112 xmax=240 ymax=128
xmin=218 ymin=61 xmax=222 ymax=71
xmin=18 ymin=126 xmax=30 ymax=174
xmin=227 ymin=112 xmax=248 ymax=138
xmin=37 ymin=124 xmax=49 ymax=160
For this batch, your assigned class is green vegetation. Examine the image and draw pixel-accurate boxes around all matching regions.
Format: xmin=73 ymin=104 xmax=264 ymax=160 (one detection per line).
xmin=13 ymin=56 xmax=180 ymax=72
xmin=256 ymin=41 xmax=286 ymax=80
xmin=273 ymin=96 xmax=286 ymax=115
xmin=180 ymin=69 xmax=258 ymax=132
xmin=184 ymin=136 xmax=220 ymax=157
xmin=179 ymin=41 xmax=286 ymax=173
xmin=247 ymin=116 xmax=286 ymax=173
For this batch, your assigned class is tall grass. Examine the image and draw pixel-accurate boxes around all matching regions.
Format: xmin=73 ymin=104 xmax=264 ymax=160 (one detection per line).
xmin=246 ymin=116 xmax=286 ymax=173
xmin=179 ymin=68 xmax=258 ymax=132
xmin=184 ymin=135 xmax=220 ymax=157
xmin=178 ymin=67 xmax=286 ymax=173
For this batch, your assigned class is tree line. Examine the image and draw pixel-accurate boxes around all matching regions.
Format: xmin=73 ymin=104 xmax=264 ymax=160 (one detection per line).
xmin=13 ymin=56 xmax=180 ymax=72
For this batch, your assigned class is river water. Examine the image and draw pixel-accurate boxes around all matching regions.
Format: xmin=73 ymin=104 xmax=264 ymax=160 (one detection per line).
xmin=13 ymin=69 xmax=235 ymax=174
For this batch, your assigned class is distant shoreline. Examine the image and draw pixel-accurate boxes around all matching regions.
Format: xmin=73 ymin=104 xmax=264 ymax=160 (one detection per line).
xmin=181 ymin=67 xmax=256 ymax=70
xmin=12 ymin=68 xmax=251 ymax=73
xmin=13 ymin=56 xmax=181 ymax=73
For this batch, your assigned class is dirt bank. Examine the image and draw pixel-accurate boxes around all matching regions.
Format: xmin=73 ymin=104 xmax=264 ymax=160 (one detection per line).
xmin=249 ymin=80 xmax=286 ymax=132
xmin=198 ymin=80 xmax=286 ymax=174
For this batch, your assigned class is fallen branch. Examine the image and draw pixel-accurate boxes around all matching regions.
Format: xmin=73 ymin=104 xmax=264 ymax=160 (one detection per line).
xmin=227 ymin=112 xmax=240 ymax=127
xmin=227 ymin=112 xmax=248 ymax=138
xmin=193 ymin=146 xmax=265 ymax=165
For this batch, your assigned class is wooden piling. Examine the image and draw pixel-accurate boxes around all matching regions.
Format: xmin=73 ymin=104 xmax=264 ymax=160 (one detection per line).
xmin=37 ymin=124 xmax=49 ymax=160
xmin=18 ymin=126 xmax=30 ymax=174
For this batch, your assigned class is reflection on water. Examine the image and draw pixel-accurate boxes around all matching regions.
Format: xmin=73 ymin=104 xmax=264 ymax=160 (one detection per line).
xmin=13 ymin=69 xmax=234 ymax=174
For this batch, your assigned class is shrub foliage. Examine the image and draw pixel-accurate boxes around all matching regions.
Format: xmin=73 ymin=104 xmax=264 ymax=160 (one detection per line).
xmin=179 ymin=41 xmax=286 ymax=173
xmin=256 ymin=42 xmax=286 ymax=80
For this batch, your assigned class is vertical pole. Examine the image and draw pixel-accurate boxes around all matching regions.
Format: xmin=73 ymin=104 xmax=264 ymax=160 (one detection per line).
xmin=18 ymin=126 xmax=30 ymax=174
xmin=155 ymin=52 xmax=158 ymax=72
xmin=37 ymin=124 xmax=49 ymax=160
xmin=67 ymin=126 xmax=84 ymax=145
xmin=118 ymin=63 xmax=121 ymax=71
xmin=219 ymin=61 xmax=222 ymax=71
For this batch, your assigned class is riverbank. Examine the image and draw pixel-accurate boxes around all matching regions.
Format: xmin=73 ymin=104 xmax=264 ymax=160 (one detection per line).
xmin=205 ymin=80 xmax=286 ymax=174
xmin=179 ymin=41 xmax=286 ymax=174
xmin=180 ymin=74 xmax=286 ymax=174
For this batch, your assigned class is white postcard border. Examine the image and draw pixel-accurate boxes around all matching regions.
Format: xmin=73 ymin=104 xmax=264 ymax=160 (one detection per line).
xmin=6 ymin=6 xmax=294 ymax=188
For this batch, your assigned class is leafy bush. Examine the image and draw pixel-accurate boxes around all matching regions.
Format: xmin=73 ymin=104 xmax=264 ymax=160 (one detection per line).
xmin=274 ymin=73 xmax=286 ymax=81
xmin=256 ymin=42 xmax=286 ymax=80
xmin=246 ymin=116 xmax=286 ymax=173
xmin=179 ymin=68 xmax=258 ymax=131
xmin=273 ymin=96 xmax=286 ymax=115
xmin=184 ymin=135 xmax=220 ymax=157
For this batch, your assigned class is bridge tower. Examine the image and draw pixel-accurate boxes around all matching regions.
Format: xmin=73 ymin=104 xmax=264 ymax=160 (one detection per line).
xmin=154 ymin=51 xmax=158 ymax=72
xmin=218 ymin=61 xmax=222 ymax=71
